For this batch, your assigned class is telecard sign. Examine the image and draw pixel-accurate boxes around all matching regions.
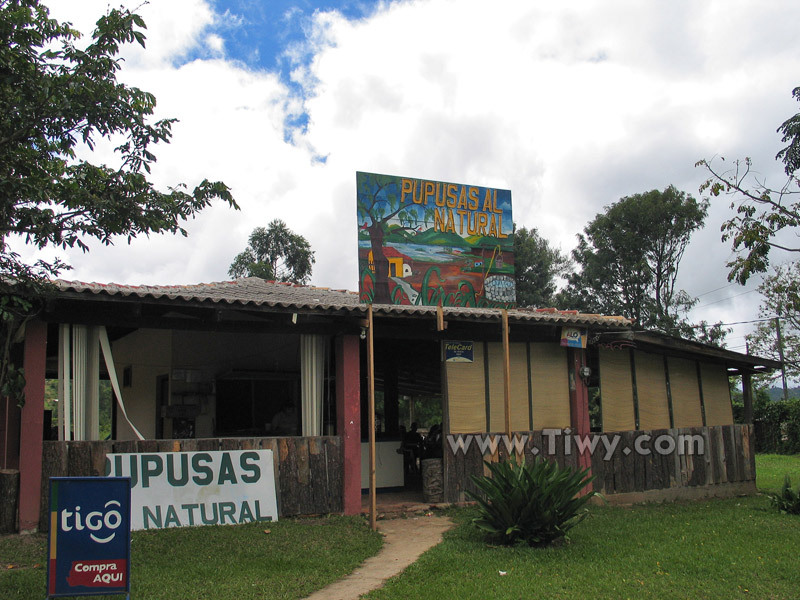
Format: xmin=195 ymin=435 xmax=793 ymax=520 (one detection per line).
xmin=444 ymin=341 xmax=475 ymax=363
xmin=356 ymin=172 xmax=515 ymax=307
xmin=46 ymin=477 xmax=131 ymax=598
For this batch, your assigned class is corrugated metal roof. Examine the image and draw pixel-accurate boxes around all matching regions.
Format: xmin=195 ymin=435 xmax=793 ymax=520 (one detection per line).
xmin=53 ymin=277 xmax=632 ymax=329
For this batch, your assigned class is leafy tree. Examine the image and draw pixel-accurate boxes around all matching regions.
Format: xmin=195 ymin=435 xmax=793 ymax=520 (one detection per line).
xmin=0 ymin=0 xmax=238 ymax=404
xmin=745 ymin=261 xmax=800 ymax=383
xmin=560 ymin=186 xmax=708 ymax=332
xmin=513 ymin=226 xmax=571 ymax=307
xmin=698 ymin=86 xmax=800 ymax=284
xmin=228 ymin=219 xmax=315 ymax=284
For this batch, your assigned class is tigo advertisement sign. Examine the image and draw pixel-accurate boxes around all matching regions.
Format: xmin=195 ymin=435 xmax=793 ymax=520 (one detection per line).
xmin=46 ymin=477 xmax=131 ymax=598
xmin=560 ymin=327 xmax=588 ymax=348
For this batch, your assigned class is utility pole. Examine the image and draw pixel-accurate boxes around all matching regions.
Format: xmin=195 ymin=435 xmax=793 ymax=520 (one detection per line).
xmin=775 ymin=316 xmax=789 ymax=402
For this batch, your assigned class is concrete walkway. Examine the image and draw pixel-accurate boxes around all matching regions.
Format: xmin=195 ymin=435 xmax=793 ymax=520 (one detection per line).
xmin=304 ymin=515 xmax=453 ymax=600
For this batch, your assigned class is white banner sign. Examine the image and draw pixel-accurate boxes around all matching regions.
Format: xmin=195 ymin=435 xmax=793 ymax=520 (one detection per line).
xmin=105 ymin=450 xmax=278 ymax=531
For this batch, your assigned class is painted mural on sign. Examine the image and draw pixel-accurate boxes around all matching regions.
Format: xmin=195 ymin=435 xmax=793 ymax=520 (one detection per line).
xmin=356 ymin=172 xmax=515 ymax=307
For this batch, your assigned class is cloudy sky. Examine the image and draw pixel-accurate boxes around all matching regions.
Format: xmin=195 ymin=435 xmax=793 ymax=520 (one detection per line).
xmin=16 ymin=0 xmax=800 ymax=352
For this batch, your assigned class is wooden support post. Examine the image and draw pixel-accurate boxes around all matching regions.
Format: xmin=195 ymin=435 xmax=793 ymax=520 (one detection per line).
xmin=19 ymin=319 xmax=47 ymax=533
xmin=568 ymin=347 xmax=592 ymax=490
xmin=742 ymin=372 xmax=753 ymax=426
xmin=367 ymin=306 xmax=376 ymax=530
xmin=501 ymin=310 xmax=511 ymax=440
xmin=335 ymin=334 xmax=361 ymax=515
xmin=436 ymin=304 xmax=447 ymax=332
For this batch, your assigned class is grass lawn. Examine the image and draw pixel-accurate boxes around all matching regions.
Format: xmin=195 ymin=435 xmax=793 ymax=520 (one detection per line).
xmin=0 ymin=515 xmax=381 ymax=599
xmin=755 ymin=453 xmax=800 ymax=491
xmin=365 ymin=454 xmax=800 ymax=600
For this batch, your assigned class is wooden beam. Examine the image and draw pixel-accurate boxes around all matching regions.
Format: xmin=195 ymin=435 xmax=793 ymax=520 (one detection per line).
xmin=19 ymin=320 xmax=47 ymax=533
xmin=742 ymin=372 xmax=754 ymax=425
xmin=502 ymin=309 xmax=511 ymax=440
xmin=436 ymin=304 xmax=447 ymax=332
xmin=367 ymin=305 xmax=377 ymax=531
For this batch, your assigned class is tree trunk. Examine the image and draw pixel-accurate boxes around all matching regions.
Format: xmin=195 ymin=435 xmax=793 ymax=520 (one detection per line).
xmin=369 ymin=226 xmax=391 ymax=304
xmin=0 ymin=469 xmax=19 ymax=533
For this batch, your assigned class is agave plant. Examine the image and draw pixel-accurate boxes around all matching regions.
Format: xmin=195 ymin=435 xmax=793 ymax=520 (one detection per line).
xmin=466 ymin=458 xmax=597 ymax=547
xmin=768 ymin=475 xmax=800 ymax=515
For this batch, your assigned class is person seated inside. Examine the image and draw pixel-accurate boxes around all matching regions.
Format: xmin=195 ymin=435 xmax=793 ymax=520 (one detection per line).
xmin=270 ymin=401 xmax=298 ymax=436
xmin=424 ymin=423 xmax=443 ymax=459
xmin=398 ymin=422 xmax=423 ymax=474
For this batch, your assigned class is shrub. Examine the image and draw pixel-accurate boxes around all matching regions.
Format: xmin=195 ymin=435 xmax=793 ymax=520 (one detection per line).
xmin=753 ymin=398 xmax=800 ymax=454
xmin=466 ymin=458 xmax=597 ymax=547
xmin=768 ymin=475 xmax=800 ymax=515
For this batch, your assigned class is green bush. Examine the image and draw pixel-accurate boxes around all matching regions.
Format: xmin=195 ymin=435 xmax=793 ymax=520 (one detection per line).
xmin=768 ymin=475 xmax=800 ymax=515
xmin=466 ymin=458 xmax=597 ymax=547
xmin=754 ymin=398 xmax=800 ymax=454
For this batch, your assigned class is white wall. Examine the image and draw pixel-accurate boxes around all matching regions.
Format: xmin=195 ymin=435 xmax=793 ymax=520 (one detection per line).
xmin=111 ymin=328 xmax=172 ymax=440
xmin=110 ymin=329 xmax=301 ymax=440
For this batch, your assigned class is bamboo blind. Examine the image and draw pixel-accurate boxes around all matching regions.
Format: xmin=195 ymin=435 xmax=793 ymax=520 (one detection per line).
xmin=487 ymin=343 xmax=505 ymax=432
xmin=701 ymin=363 xmax=734 ymax=426
xmin=599 ymin=347 xmax=636 ymax=432
xmin=486 ymin=342 xmax=531 ymax=432
xmin=635 ymin=350 xmax=671 ymax=430
xmin=666 ymin=357 xmax=704 ymax=427
xmin=446 ymin=342 xmax=487 ymax=433
xmin=530 ymin=343 xmax=570 ymax=429
xmin=509 ymin=343 xmax=531 ymax=431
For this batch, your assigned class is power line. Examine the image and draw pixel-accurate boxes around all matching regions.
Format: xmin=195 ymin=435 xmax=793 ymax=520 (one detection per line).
xmin=695 ymin=288 xmax=757 ymax=308
xmin=695 ymin=282 xmax=737 ymax=298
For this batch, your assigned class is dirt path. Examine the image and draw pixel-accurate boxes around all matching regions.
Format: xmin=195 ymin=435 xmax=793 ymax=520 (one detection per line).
xmin=303 ymin=515 xmax=453 ymax=600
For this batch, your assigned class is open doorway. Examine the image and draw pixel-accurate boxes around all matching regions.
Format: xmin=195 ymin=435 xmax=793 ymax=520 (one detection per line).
xmin=363 ymin=338 xmax=442 ymax=502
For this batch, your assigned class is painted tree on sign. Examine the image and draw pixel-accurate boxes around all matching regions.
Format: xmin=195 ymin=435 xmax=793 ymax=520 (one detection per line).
xmin=356 ymin=173 xmax=432 ymax=303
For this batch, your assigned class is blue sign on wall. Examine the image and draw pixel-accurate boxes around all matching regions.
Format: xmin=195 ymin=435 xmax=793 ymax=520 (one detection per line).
xmin=445 ymin=340 xmax=475 ymax=363
xmin=46 ymin=477 xmax=131 ymax=598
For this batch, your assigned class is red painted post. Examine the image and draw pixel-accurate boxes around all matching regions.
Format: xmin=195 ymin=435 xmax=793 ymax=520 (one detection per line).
xmin=336 ymin=334 xmax=361 ymax=515
xmin=568 ymin=347 xmax=592 ymax=491
xmin=19 ymin=319 xmax=47 ymax=532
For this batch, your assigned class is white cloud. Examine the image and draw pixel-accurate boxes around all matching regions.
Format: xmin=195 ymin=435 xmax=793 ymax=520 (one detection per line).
xmin=13 ymin=0 xmax=800 ymax=346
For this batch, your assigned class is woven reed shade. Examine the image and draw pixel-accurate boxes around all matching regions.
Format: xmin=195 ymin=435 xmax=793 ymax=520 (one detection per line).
xmin=487 ymin=343 xmax=505 ymax=432
xmin=446 ymin=342 xmax=487 ymax=433
xmin=485 ymin=343 xmax=530 ymax=432
xmin=666 ymin=357 xmax=703 ymax=427
xmin=701 ymin=363 xmax=734 ymax=426
xmin=635 ymin=350 xmax=671 ymax=430
xmin=509 ymin=343 xmax=531 ymax=431
xmin=530 ymin=343 xmax=570 ymax=429
xmin=599 ymin=347 xmax=636 ymax=432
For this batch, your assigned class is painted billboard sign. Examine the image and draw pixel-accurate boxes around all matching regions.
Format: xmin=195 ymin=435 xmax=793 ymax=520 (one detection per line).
xmin=105 ymin=449 xmax=278 ymax=531
xmin=46 ymin=477 xmax=131 ymax=598
xmin=357 ymin=172 xmax=515 ymax=307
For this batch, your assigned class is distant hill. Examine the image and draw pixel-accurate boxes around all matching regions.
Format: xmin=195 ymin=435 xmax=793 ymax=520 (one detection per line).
xmin=464 ymin=234 xmax=512 ymax=248
xmin=766 ymin=386 xmax=800 ymax=401
xmin=412 ymin=229 xmax=471 ymax=247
